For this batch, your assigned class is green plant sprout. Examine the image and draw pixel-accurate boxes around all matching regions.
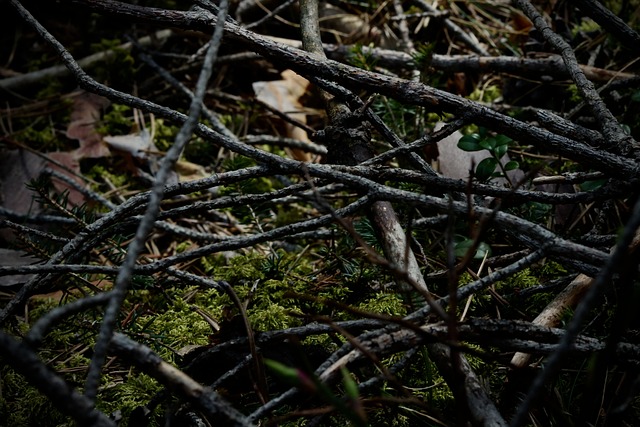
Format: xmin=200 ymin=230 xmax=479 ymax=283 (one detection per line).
xmin=453 ymin=235 xmax=491 ymax=260
xmin=349 ymin=44 xmax=378 ymax=71
xmin=265 ymin=359 xmax=367 ymax=426
xmin=411 ymin=43 xmax=436 ymax=70
xmin=457 ymin=127 xmax=519 ymax=183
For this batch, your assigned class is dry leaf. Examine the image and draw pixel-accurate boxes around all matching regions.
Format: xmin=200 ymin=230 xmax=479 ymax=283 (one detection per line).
xmin=175 ymin=160 xmax=208 ymax=182
xmin=103 ymin=128 xmax=166 ymax=178
xmin=0 ymin=248 xmax=39 ymax=287
xmin=48 ymin=151 xmax=84 ymax=206
xmin=319 ymin=3 xmax=380 ymax=45
xmin=0 ymin=149 xmax=45 ymax=217
xmin=103 ymin=129 xmax=155 ymax=159
xmin=0 ymin=149 xmax=85 ymax=244
xmin=66 ymin=91 xmax=111 ymax=159
xmin=253 ymin=70 xmax=315 ymax=162
xmin=0 ymin=149 xmax=84 ymax=214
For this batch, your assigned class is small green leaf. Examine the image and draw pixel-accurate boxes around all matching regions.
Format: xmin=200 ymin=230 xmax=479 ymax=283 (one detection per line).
xmin=475 ymin=241 xmax=492 ymax=259
xmin=265 ymin=359 xmax=316 ymax=392
xmin=265 ymin=359 xmax=298 ymax=381
xmin=411 ymin=43 xmax=437 ymax=70
xmin=458 ymin=134 xmax=483 ymax=151
xmin=475 ymin=157 xmax=498 ymax=181
xmin=454 ymin=238 xmax=492 ymax=259
xmin=580 ymin=179 xmax=607 ymax=191
xmin=494 ymin=143 xmax=508 ymax=158
xmin=454 ymin=238 xmax=472 ymax=258
xmin=495 ymin=134 xmax=512 ymax=145
xmin=341 ymin=367 xmax=360 ymax=400
xmin=504 ymin=160 xmax=520 ymax=171
xmin=480 ymin=136 xmax=496 ymax=150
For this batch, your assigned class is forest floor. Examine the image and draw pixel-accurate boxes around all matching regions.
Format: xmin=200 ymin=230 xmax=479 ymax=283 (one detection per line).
xmin=2 ymin=0 xmax=640 ymax=426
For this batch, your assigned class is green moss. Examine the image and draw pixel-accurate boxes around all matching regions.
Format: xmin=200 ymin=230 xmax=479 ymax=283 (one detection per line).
xmin=97 ymin=373 xmax=163 ymax=426
xmin=369 ymin=412 xmax=412 ymax=427
xmin=89 ymin=39 xmax=136 ymax=89
xmin=16 ymin=121 xmax=64 ymax=151
xmin=3 ymin=217 xmax=416 ymax=424
xmin=86 ymin=164 xmax=129 ymax=188
xmin=358 ymin=292 xmax=406 ymax=317
xmin=571 ymin=18 xmax=601 ymax=37
xmin=372 ymin=349 xmax=457 ymax=424
xmin=201 ymin=249 xmax=369 ymax=330
xmin=425 ymin=111 xmax=454 ymax=125
xmin=126 ymin=305 xmax=214 ymax=363
xmin=214 ymin=252 xmax=266 ymax=282
xmin=200 ymin=253 xmax=227 ymax=273
xmin=0 ymin=366 xmax=69 ymax=426
xmin=153 ymin=119 xmax=180 ymax=152
xmin=219 ymin=113 xmax=248 ymax=133
xmin=538 ymin=260 xmax=568 ymax=277
xmin=275 ymin=205 xmax=304 ymax=227
xmin=468 ymin=85 xmax=502 ymax=103
xmin=175 ymin=241 xmax=191 ymax=253
xmin=123 ymin=250 xmax=330 ymax=352
xmin=28 ymin=297 xmax=63 ymax=324
xmin=567 ymin=84 xmax=582 ymax=104
xmin=505 ymin=268 xmax=540 ymax=289
xmin=459 ymin=265 xmax=551 ymax=318
xmin=249 ymin=301 xmax=302 ymax=330
xmin=96 ymin=104 xmax=132 ymax=135
xmin=302 ymin=333 xmax=340 ymax=351
xmin=0 ymin=327 xmax=94 ymax=427
xmin=458 ymin=272 xmax=475 ymax=286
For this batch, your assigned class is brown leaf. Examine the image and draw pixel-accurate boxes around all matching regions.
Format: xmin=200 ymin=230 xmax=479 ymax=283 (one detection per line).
xmin=253 ymin=70 xmax=315 ymax=161
xmin=48 ymin=151 xmax=84 ymax=206
xmin=0 ymin=149 xmax=45 ymax=216
xmin=0 ymin=149 xmax=85 ymax=219
xmin=175 ymin=160 xmax=208 ymax=182
xmin=319 ymin=3 xmax=380 ymax=45
xmin=66 ymin=91 xmax=111 ymax=159
xmin=0 ymin=248 xmax=39 ymax=287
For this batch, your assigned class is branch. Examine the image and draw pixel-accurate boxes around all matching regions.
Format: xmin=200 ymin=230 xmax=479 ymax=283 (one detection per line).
xmin=514 ymin=0 xmax=637 ymax=152
xmin=0 ymin=29 xmax=173 ymax=91
xmin=0 ymin=331 xmax=115 ymax=427
xmin=574 ymin=0 xmax=640 ymax=53
xmin=60 ymin=0 xmax=640 ymax=177
xmin=109 ymin=333 xmax=256 ymax=427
